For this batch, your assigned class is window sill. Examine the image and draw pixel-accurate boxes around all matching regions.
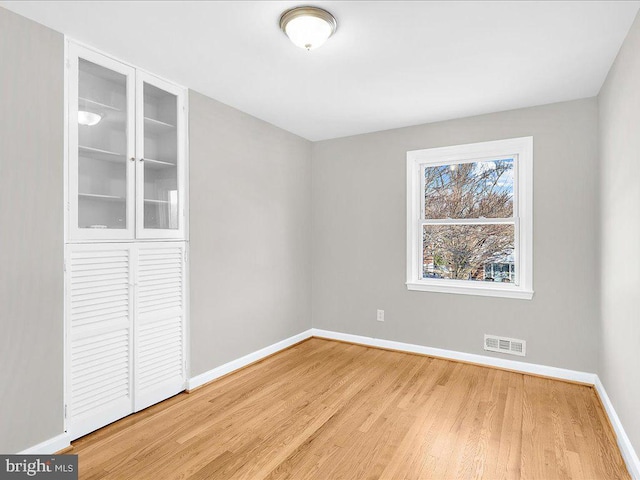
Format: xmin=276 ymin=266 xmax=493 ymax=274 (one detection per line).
xmin=406 ymin=281 xmax=534 ymax=300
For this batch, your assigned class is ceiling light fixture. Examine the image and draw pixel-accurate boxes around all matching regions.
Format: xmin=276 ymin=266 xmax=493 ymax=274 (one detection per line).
xmin=279 ymin=6 xmax=337 ymax=51
xmin=78 ymin=110 xmax=103 ymax=126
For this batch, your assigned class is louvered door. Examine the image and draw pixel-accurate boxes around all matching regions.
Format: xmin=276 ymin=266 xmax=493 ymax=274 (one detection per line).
xmin=66 ymin=242 xmax=186 ymax=437
xmin=66 ymin=244 xmax=134 ymax=439
xmin=134 ymin=242 xmax=186 ymax=411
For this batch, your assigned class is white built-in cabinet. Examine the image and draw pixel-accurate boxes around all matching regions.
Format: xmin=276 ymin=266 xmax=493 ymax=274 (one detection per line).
xmin=65 ymin=42 xmax=188 ymax=440
xmin=68 ymin=43 xmax=186 ymax=241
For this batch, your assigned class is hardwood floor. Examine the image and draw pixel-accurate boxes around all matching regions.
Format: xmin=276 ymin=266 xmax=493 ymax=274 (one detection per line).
xmin=69 ymin=338 xmax=630 ymax=479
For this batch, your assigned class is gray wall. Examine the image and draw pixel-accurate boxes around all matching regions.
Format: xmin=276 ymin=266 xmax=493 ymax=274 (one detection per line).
xmin=189 ymin=91 xmax=312 ymax=377
xmin=312 ymin=98 xmax=600 ymax=373
xmin=598 ymin=11 xmax=640 ymax=457
xmin=1 ymin=2 xmax=637 ymax=459
xmin=0 ymin=7 xmax=64 ymax=452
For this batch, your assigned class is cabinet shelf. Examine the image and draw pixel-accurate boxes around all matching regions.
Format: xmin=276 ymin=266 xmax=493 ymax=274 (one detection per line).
xmin=144 ymin=158 xmax=177 ymax=169
xmin=144 ymin=117 xmax=176 ymax=134
xmin=79 ymin=145 xmax=126 ymax=163
xmin=78 ymin=98 xmax=126 ymax=127
xmin=79 ymin=192 xmax=126 ymax=202
xmin=79 ymin=97 xmax=122 ymax=113
xmin=143 ymin=198 xmax=171 ymax=205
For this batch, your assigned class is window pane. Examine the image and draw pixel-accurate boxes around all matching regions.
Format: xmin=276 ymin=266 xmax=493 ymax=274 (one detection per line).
xmin=424 ymin=158 xmax=514 ymax=219
xmin=422 ymin=224 xmax=515 ymax=282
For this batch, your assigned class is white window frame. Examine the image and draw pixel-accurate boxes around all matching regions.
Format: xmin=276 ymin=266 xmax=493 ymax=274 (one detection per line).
xmin=406 ymin=137 xmax=533 ymax=300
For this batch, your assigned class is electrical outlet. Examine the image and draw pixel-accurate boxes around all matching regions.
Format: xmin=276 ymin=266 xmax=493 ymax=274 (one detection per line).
xmin=376 ymin=309 xmax=385 ymax=322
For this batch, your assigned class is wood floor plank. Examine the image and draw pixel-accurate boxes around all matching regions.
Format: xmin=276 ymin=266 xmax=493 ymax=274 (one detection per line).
xmin=69 ymin=338 xmax=630 ymax=480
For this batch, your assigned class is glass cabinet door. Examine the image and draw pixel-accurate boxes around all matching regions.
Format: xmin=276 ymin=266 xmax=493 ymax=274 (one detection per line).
xmin=136 ymin=72 xmax=184 ymax=239
xmin=69 ymin=45 xmax=135 ymax=240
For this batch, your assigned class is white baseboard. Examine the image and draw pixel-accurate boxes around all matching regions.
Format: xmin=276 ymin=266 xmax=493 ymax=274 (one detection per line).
xmin=187 ymin=329 xmax=313 ymax=390
xmin=19 ymin=432 xmax=70 ymax=454
xmin=311 ymin=328 xmax=597 ymax=384
xmin=594 ymin=376 xmax=640 ymax=479
xmin=311 ymin=328 xmax=639 ymax=478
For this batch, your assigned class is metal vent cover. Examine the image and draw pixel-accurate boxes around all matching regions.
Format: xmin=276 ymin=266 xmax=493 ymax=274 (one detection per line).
xmin=484 ymin=334 xmax=526 ymax=357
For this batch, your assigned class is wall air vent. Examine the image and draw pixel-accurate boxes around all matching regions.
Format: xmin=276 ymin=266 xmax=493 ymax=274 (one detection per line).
xmin=484 ymin=334 xmax=526 ymax=357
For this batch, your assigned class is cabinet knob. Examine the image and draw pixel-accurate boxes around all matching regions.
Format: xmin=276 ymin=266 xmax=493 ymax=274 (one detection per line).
xmin=129 ymin=157 xmax=135 ymax=162
xmin=139 ymin=158 xmax=144 ymax=162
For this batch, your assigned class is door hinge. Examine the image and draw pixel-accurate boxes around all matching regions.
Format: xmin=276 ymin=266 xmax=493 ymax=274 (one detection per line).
xmin=64 ymin=404 xmax=68 ymax=419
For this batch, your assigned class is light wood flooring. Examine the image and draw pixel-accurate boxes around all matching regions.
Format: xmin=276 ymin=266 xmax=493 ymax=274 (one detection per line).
xmin=69 ymin=338 xmax=630 ymax=479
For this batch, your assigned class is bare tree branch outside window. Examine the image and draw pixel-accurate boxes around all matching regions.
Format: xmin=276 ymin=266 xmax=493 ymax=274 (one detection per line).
xmin=422 ymin=159 xmax=515 ymax=282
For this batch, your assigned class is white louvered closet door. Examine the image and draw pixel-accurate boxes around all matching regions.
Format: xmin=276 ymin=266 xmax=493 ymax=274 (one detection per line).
xmin=66 ymin=244 xmax=134 ymax=440
xmin=134 ymin=242 xmax=186 ymax=412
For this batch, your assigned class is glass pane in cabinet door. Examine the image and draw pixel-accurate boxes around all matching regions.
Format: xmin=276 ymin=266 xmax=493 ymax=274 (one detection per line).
xmin=77 ymin=59 xmax=128 ymax=230
xmin=143 ymin=83 xmax=179 ymax=230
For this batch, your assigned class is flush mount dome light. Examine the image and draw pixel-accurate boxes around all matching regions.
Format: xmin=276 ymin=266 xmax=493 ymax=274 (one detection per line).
xmin=279 ymin=6 xmax=337 ymax=50
xmin=78 ymin=110 xmax=103 ymax=126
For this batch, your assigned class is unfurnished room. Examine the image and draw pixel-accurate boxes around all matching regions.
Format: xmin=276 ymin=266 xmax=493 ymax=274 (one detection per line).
xmin=0 ymin=1 xmax=639 ymax=479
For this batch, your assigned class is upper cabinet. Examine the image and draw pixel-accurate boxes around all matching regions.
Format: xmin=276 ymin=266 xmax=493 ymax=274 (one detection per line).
xmin=136 ymin=73 xmax=185 ymax=239
xmin=68 ymin=43 xmax=187 ymax=241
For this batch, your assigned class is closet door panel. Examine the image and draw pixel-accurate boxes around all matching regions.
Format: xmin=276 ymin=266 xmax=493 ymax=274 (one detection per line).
xmin=134 ymin=242 xmax=186 ymax=411
xmin=67 ymin=244 xmax=134 ymax=439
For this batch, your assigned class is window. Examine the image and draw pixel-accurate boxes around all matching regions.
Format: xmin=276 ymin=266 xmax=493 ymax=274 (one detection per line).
xmin=406 ymin=137 xmax=533 ymax=299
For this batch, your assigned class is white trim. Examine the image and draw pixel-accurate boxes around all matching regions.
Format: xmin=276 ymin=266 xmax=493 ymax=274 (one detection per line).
xmin=184 ymin=90 xmax=190 ymax=243
xmin=63 ymin=37 xmax=69 ymax=436
xmin=421 ymin=217 xmax=515 ymax=225
xmin=19 ymin=433 xmax=70 ymax=455
xmin=594 ymin=377 xmax=640 ymax=479
xmin=187 ymin=330 xmax=313 ymax=390
xmin=406 ymin=136 xmax=534 ymax=299
xmin=407 ymin=281 xmax=534 ymax=299
xmin=184 ymin=242 xmax=191 ymax=383
xmin=311 ymin=329 xmax=595 ymax=384
xmin=63 ymin=38 xmax=69 ymax=245
xmin=407 ymin=138 xmax=532 ymax=165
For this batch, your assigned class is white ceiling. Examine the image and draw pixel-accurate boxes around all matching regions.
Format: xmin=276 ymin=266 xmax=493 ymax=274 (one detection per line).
xmin=3 ymin=1 xmax=639 ymax=141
